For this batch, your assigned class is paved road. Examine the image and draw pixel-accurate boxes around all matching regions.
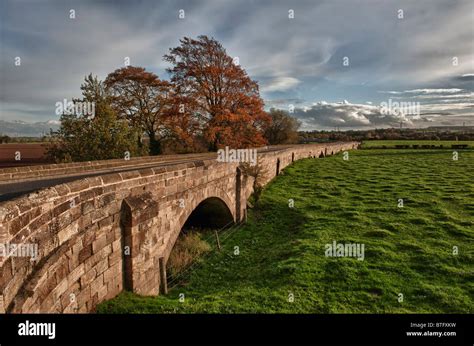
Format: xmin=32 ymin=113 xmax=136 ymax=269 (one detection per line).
xmin=0 ymin=146 xmax=294 ymax=202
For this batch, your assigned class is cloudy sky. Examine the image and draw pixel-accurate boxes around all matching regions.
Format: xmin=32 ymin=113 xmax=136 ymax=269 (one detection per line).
xmin=1 ymin=0 xmax=473 ymax=130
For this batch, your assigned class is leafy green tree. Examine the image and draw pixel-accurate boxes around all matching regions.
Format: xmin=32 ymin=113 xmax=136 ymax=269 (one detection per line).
xmin=264 ymin=108 xmax=301 ymax=144
xmin=46 ymin=75 xmax=146 ymax=163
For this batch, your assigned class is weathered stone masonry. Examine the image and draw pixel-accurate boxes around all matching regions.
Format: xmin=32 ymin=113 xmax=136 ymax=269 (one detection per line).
xmin=0 ymin=142 xmax=358 ymax=313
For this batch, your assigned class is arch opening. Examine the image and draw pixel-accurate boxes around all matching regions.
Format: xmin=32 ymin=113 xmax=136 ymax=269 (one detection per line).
xmin=166 ymin=197 xmax=234 ymax=287
xmin=183 ymin=197 xmax=234 ymax=229
xmin=319 ymin=151 xmax=325 ymax=158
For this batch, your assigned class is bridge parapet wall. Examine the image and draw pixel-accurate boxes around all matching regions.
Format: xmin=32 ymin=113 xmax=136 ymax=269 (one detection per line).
xmin=257 ymin=142 xmax=358 ymax=185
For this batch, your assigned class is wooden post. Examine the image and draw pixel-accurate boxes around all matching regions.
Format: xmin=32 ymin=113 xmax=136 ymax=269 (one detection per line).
xmin=215 ymin=230 xmax=221 ymax=251
xmin=159 ymin=257 xmax=168 ymax=295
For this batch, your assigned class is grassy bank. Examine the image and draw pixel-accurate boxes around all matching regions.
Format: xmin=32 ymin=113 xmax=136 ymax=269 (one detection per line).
xmin=98 ymin=148 xmax=474 ymax=313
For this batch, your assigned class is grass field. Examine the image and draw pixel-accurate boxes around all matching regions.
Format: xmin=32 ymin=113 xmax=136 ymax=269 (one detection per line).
xmin=362 ymin=140 xmax=474 ymax=149
xmin=98 ymin=146 xmax=474 ymax=313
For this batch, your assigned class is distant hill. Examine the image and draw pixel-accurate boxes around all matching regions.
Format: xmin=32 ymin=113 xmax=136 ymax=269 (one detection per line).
xmin=0 ymin=120 xmax=60 ymax=137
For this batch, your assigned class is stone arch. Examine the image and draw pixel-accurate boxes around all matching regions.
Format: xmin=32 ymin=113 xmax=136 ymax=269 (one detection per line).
xmin=161 ymin=195 xmax=234 ymax=294
xmin=183 ymin=197 xmax=234 ymax=229
xmin=164 ymin=189 xmax=236 ymax=263
xmin=8 ymin=212 xmax=125 ymax=313
xmin=119 ymin=173 xmax=238 ymax=297
xmin=6 ymin=233 xmax=80 ymax=313
xmin=319 ymin=151 xmax=325 ymax=158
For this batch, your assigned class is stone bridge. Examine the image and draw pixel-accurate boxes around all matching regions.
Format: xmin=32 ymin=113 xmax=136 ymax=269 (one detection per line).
xmin=0 ymin=142 xmax=358 ymax=313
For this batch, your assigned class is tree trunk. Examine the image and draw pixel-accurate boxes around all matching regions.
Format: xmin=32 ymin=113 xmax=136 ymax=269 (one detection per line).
xmin=209 ymin=133 xmax=220 ymax=152
xmin=148 ymin=131 xmax=161 ymax=155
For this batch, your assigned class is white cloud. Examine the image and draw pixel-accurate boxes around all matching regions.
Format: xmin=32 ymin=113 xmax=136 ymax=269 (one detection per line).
xmin=293 ymin=100 xmax=411 ymax=130
xmin=418 ymin=103 xmax=473 ymax=112
xmin=291 ymin=99 xmax=474 ymax=130
xmin=261 ymin=77 xmax=301 ymax=92
xmin=406 ymin=89 xmax=464 ymax=94
xmin=394 ymin=93 xmax=473 ymax=100
xmin=381 ymin=89 xmax=465 ymax=95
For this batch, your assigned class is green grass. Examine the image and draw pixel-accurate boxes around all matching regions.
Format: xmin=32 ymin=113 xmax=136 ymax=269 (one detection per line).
xmin=98 ymin=148 xmax=474 ymax=314
xmin=362 ymin=140 xmax=474 ymax=149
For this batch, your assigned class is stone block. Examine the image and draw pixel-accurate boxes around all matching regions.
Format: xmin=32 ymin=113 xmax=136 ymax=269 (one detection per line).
xmin=94 ymin=258 xmax=108 ymax=275
xmin=67 ymin=263 xmax=84 ymax=285
xmin=108 ymin=248 xmax=122 ymax=266
xmin=104 ymin=262 xmax=121 ymax=284
xmin=80 ymin=267 xmax=97 ymax=288
xmin=78 ymin=244 xmax=92 ymax=263
xmin=68 ymin=179 xmax=90 ymax=193
xmin=90 ymin=274 xmax=104 ymax=296
xmin=101 ymin=173 xmax=123 ymax=185
xmin=92 ymin=233 xmax=107 ymax=253
xmin=81 ymin=200 xmax=95 ymax=215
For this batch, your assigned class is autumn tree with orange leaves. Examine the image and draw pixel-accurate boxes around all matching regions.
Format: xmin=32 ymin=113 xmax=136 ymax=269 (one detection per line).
xmin=105 ymin=66 xmax=172 ymax=155
xmin=164 ymin=91 xmax=204 ymax=151
xmin=164 ymin=35 xmax=270 ymax=150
